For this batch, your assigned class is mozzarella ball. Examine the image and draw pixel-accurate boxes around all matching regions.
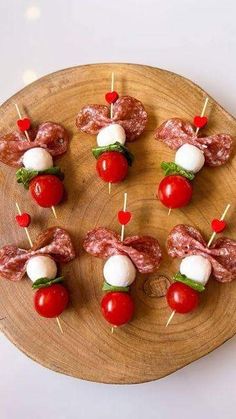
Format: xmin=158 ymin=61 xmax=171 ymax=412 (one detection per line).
xmin=180 ymin=255 xmax=212 ymax=285
xmin=103 ymin=255 xmax=136 ymax=287
xmin=26 ymin=255 xmax=57 ymax=282
xmin=97 ymin=124 xmax=126 ymax=147
xmin=175 ymin=144 xmax=205 ymax=173
xmin=22 ymin=147 xmax=53 ymax=171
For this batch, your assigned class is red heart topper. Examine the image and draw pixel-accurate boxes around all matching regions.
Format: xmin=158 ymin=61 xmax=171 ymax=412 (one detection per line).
xmin=118 ymin=210 xmax=132 ymax=226
xmin=105 ymin=91 xmax=119 ymax=104
xmin=193 ymin=115 xmax=208 ymax=129
xmin=15 ymin=213 xmax=31 ymax=228
xmin=17 ymin=117 xmax=31 ymax=132
xmin=211 ymin=219 xmax=227 ymax=233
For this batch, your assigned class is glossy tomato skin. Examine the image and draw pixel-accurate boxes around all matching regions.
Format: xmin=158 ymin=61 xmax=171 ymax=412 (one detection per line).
xmin=29 ymin=175 xmax=64 ymax=208
xmin=96 ymin=151 xmax=128 ymax=183
xmin=166 ymin=282 xmax=199 ymax=314
xmin=158 ymin=175 xmax=193 ymax=209
xmin=101 ymin=292 xmax=134 ymax=326
xmin=34 ymin=284 xmax=69 ymax=318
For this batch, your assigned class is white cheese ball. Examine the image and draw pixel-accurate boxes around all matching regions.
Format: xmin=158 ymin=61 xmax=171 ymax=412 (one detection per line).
xmin=180 ymin=255 xmax=212 ymax=285
xmin=103 ymin=255 xmax=136 ymax=287
xmin=175 ymin=144 xmax=205 ymax=173
xmin=97 ymin=124 xmax=126 ymax=147
xmin=22 ymin=147 xmax=53 ymax=171
xmin=26 ymin=255 xmax=57 ymax=282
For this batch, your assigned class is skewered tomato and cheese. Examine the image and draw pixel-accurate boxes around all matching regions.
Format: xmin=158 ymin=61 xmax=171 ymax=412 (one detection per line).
xmin=165 ymin=221 xmax=235 ymax=318
xmin=154 ymin=117 xmax=233 ymax=210
xmin=0 ymin=120 xmax=69 ymax=210
xmin=76 ymin=94 xmax=147 ymax=185
xmin=83 ymin=227 xmax=162 ymax=327
xmin=0 ymin=227 xmax=75 ymax=319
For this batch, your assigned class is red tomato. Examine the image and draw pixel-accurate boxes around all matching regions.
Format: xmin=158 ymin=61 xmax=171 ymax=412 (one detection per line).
xmin=166 ymin=282 xmax=199 ymax=314
xmin=29 ymin=175 xmax=64 ymax=208
xmin=101 ymin=292 xmax=134 ymax=326
xmin=34 ymin=284 xmax=69 ymax=318
xmin=96 ymin=152 xmax=128 ymax=183
xmin=157 ymin=175 xmax=193 ymax=209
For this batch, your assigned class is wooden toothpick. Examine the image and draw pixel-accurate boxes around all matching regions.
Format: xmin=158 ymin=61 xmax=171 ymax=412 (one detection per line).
xmin=166 ymin=203 xmax=231 ymax=327
xmin=15 ymin=202 xmax=33 ymax=248
xmin=165 ymin=310 xmax=176 ymax=327
xmin=108 ymin=72 xmax=115 ymax=195
xmin=14 ymin=103 xmax=30 ymax=141
xmin=56 ymin=316 xmax=63 ymax=334
xmin=120 ymin=192 xmax=128 ymax=242
xmin=207 ymin=203 xmax=231 ymax=248
xmin=195 ymin=97 xmax=209 ymax=135
xmin=51 ymin=206 xmax=57 ymax=219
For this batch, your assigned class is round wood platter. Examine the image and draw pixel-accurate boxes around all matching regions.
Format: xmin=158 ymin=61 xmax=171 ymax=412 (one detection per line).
xmin=0 ymin=63 xmax=236 ymax=384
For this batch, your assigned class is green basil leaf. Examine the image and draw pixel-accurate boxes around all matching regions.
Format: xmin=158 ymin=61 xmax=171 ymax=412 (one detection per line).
xmin=16 ymin=168 xmax=38 ymax=189
xmin=173 ymin=272 xmax=205 ymax=292
xmin=32 ymin=276 xmax=64 ymax=290
xmin=16 ymin=166 xmax=64 ymax=189
xmin=102 ymin=281 xmax=130 ymax=293
xmin=92 ymin=142 xmax=134 ymax=166
xmin=42 ymin=166 xmax=64 ymax=180
xmin=161 ymin=161 xmax=195 ymax=180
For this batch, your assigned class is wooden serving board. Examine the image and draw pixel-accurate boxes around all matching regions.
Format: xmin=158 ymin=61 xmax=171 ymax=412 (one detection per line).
xmin=0 ymin=64 xmax=236 ymax=384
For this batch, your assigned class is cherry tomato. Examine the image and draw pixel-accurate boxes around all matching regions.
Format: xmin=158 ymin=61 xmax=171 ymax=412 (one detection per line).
xmin=34 ymin=284 xmax=69 ymax=318
xmin=29 ymin=175 xmax=64 ymax=208
xmin=96 ymin=151 xmax=128 ymax=183
xmin=157 ymin=175 xmax=193 ymax=209
xmin=101 ymin=292 xmax=134 ymax=326
xmin=166 ymin=282 xmax=199 ymax=314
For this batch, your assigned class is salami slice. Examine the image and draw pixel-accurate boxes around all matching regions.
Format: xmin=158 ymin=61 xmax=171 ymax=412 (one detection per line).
xmin=76 ymin=96 xmax=147 ymax=141
xmin=0 ymin=227 xmax=75 ymax=281
xmin=155 ymin=118 xmax=233 ymax=167
xmin=0 ymin=122 xmax=69 ymax=168
xmin=167 ymin=224 xmax=236 ymax=282
xmin=83 ymin=227 xmax=162 ymax=273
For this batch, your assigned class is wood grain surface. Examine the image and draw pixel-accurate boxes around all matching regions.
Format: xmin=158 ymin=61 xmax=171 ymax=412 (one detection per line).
xmin=0 ymin=63 xmax=235 ymax=384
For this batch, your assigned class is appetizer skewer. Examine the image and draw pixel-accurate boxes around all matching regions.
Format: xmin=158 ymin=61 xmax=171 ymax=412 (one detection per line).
xmin=0 ymin=209 xmax=76 ymax=331
xmin=83 ymin=193 xmax=162 ymax=328
xmin=76 ymin=73 xmax=147 ymax=191
xmin=165 ymin=203 xmax=231 ymax=326
xmin=155 ymin=98 xmax=233 ymax=212
xmin=0 ymin=104 xmax=70 ymax=218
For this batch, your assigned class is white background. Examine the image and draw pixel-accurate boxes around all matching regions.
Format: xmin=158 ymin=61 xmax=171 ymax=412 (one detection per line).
xmin=0 ymin=1 xmax=236 ymax=418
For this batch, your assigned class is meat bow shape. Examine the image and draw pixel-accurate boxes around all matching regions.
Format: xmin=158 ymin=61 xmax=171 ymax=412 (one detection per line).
xmin=155 ymin=118 xmax=233 ymax=166
xmin=0 ymin=227 xmax=76 ymax=281
xmin=167 ymin=224 xmax=236 ymax=282
xmin=0 ymin=122 xmax=69 ymax=167
xmin=76 ymin=96 xmax=147 ymax=141
xmin=83 ymin=227 xmax=162 ymax=273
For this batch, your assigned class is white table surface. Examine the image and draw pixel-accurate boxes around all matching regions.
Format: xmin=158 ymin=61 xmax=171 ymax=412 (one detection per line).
xmin=0 ymin=1 xmax=235 ymax=418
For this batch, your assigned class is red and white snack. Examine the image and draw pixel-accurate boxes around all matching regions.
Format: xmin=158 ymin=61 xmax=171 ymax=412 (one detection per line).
xmin=0 ymin=122 xmax=69 ymax=168
xmin=76 ymin=96 xmax=147 ymax=141
xmin=0 ymin=109 xmax=70 ymax=212
xmin=167 ymin=224 xmax=236 ymax=283
xmin=154 ymin=99 xmax=233 ymax=210
xmin=165 ymin=204 xmax=232 ymax=325
xmin=83 ymin=227 xmax=162 ymax=327
xmin=155 ymin=118 xmax=233 ymax=167
xmin=0 ymin=227 xmax=76 ymax=318
xmin=76 ymin=75 xmax=147 ymax=186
